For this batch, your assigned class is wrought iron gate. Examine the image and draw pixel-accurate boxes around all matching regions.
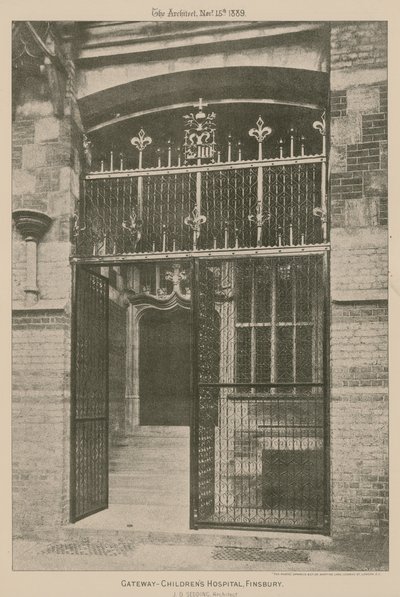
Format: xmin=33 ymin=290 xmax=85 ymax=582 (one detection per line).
xmin=70 ymin=266 xmax=109 ymax=521
xmin=192 ymin=254 xmax=328 ymax=531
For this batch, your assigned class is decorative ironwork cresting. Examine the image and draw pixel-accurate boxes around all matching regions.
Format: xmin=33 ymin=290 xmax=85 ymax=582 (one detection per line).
xmin=248 ymin=116 xmax=272 ymax=160
xmin=183 ymin=98 xmax=216 ymax=164
xmin=76 ymin=104 xmax=328 ymax=257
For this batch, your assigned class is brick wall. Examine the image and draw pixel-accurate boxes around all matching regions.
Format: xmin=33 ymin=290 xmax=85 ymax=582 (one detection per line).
xmin=12 ymin=311 xmax=71 ymax=533
xmin=12 ymin=29 xmax=82 ymax=536
xmin=329 ymin=22 xmax=388 ymax=538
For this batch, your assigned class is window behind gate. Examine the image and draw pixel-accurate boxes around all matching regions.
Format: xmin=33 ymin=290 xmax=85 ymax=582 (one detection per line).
xmin=235 ymin=258 xmax=322 ymax=387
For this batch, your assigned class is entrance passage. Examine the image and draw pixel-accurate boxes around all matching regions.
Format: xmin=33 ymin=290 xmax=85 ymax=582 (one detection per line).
xmin=139 ymin=309 xmax=191 ymax=426
xmin=71 ymin=256 xmax=328 ymax=532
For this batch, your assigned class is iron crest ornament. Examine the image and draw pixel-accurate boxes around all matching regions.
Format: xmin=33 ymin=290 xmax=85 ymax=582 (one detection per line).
xmin=183 ymin=98 xmax=216 ymax=164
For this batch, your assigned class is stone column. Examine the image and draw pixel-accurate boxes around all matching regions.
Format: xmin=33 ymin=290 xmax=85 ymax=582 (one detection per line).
xmin=12 ymin=209 xmax=52 ymax=305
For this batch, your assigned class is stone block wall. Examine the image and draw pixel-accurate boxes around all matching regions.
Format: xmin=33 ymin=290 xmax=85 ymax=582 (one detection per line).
xmin=12 ymin=27 xmax=82 ymax=535
xmin=329 ymin=21 xmax=388 ymax=537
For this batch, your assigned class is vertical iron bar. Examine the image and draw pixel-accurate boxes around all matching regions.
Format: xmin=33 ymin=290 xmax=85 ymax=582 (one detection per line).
xmin=167 ymin=140 xmax=172 ymax=168
xmin=322 ymin=250 xmax=331 ymax=533
xmin=250 ymin=264 xmax=256 ymax=390
xmin=321 ymin=159 xmax=327 ymax=243
xmin=257 ymin=166 xmax=263 ymax=246
xmin=271 ymin=264 xmax=277 ymax=392
xmin=69 ymin=262 xmax=78 ymax=521
xmin=190 ymin=258 xmax=200 ymax=529
xmin=290 ymin=165 xmax=294 ymax=245
xmin=194 ymin=171 xmax=202 ymax=250
xmin=305 ymin=165 xmax=309 ymax=243
xmin=292 ymin=261 xmax=297 ymax=386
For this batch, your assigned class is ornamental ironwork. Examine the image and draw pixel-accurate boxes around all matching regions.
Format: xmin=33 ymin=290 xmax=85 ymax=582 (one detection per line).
xmin=248 ymin=116 xmax=272 ymax=160
xmin=122 ymin=208 xmax=142 ymax=249
xmin=194 ymin=255 xmax=327 ymax=530
xmin=130 ymin=128 xmax=152 ymax=169
xmin=183 ymin=98 xmax=217 ymax=164
xmin=74 ymin=106 xmax=328 ymax=257
xmin=184 ymin=205 xmax=207 ymax=250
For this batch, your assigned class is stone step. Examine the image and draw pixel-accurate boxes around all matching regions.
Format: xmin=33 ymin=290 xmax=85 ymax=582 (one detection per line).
xmin=53 ymin=525 xmax=332 ymax=551
xmin=110 ymin=474 xmax=188 ymax=488
xmin=110 ymin=462 xmax=189 ymax=473
xmin=127 ymin=426 xmax=190 ymax=437
xmin=109 ymin=493 xmax=188 ymax=506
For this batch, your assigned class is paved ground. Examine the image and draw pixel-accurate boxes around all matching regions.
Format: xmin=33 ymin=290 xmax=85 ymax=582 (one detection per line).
xmin=12 ymin=533 xmax=388 ymax=571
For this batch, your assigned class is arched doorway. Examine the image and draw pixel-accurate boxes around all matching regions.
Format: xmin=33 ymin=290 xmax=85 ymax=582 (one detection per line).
xmin=139 ymin=307 xmax=191 ymax=426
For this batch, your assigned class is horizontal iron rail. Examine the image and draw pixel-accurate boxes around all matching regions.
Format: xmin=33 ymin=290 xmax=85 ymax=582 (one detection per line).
xmin=85 ymin=154 xmax=325 ymax=179
xmin=194 ymin=521 xmax=326 ymax=533
xmin=199 ymin=382 xmax=324 ymax=387
xmin=257 ymin=425 xmax=324 ymax=428
xmin=75 ymin=416 xmax=107 ymax=421
xmin=236 ymin=321 xmax=313 ymax=328
xmin=227 ymin=394 xmax=324 ymax=401
xmin=71 ymin=244 xmax=330 ymax=265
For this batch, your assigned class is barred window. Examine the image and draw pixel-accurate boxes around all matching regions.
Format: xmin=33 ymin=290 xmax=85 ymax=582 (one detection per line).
xmin=235 ymin=258 xmax=323 ymax=385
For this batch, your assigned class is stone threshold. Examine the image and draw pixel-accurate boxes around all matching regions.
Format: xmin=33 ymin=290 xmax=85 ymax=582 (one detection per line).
xmin=24 ymin=525 xmax=332 ymax=551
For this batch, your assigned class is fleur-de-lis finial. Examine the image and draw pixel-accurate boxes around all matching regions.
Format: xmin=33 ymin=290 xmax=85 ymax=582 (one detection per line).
xmin=130 ymin=128 xmax=152 ymax=151
xmin=248 ymin=116 xmax=272 ymax=160
xmin=184 ymin=205 xmax=207 ymax=232
xmin=131 ymin=128 xmax=152 ymax=168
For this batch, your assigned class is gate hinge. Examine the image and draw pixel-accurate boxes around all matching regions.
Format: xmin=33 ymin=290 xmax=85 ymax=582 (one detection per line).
xmin=193 ymin=508 xmax=198 ymax=521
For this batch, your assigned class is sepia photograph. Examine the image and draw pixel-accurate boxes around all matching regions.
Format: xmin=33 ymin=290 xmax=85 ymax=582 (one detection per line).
xmin=10 ymin=16 xmax=390 ymax=577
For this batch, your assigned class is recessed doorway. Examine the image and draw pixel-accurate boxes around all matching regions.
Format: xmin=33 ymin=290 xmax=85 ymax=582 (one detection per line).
xmin=139 ymin=308 xmax=191 ymax=426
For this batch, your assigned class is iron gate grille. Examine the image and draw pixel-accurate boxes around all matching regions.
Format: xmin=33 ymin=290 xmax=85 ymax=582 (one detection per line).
xmin=76 ymin=161 xmax=324 ymax=257
xmin=193 ymin=255 xmax=327 ymax=531
xmin=70 ymin=267 xmax=109 ymax=521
